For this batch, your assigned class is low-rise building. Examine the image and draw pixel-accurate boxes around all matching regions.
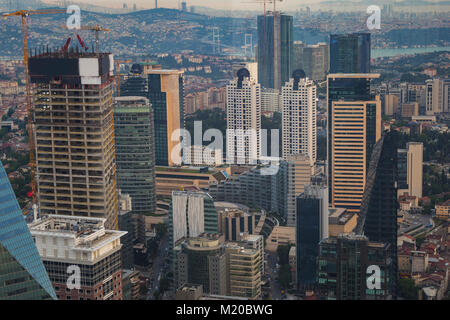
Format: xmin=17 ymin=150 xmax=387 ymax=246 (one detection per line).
xmin=328 ymin=208 xmax=357 ymax=237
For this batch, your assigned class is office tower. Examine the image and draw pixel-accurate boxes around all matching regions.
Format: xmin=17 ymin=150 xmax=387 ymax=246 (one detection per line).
xmin=281 ymin=70 xmax=317 ymax=163
xmin=330 ymin=33 xmax=371 ymax=74
xmin=29 ymin=215 xmax=127 ymax=300
xmin=114 ymin=96 xmax=156 ymax=216
xmin=317 ymin=234 xmax=393 ymax=300
xmin=403 ymin=142 xmax=423 ymax=198
xmin=29 ymin=51 xmax=118 ymax=230
xmin=226 ymin=68 xmax=261 ymax=165
xmin=240 ymin=234 xmax=265 ymax=276
xmin=147 ymin=69 xmax=184 ymax=166
xmin=120 ymin=64 xmax=148 ymax=97
xmin=225 ymin=244 xmax=261 ymax=299
xmin=296 ymin=185 xmax=328 ymax=289
xmin=118 ymin=191 xmax=135 ymax=270
xmin=426 ymin=78 xmax=449 ymax=115
xmin=257 ymin=13 xmax=294 ymax=90
xmin=0 ymin=161 xmax=57 ymax=300
xmin=292 ymin=41 xmax=305 ymax=71
xmin=303 ymin=43 xmax=329 ymax=81
xmin=384 ymin=94 xmax=399 ymax=116
xmin=397 ymin=142 xmax=423 ymax=198
xmin=401 ymin=102 xmax=419 ymax=119
xmin=169 ymin=191 xmax=219 ymax=248
xmin=327 ymin=74 xmax=381 ymax=214
xmin=285 ymin=154 xmax=314 ymax=227
xmin=359 ymin=133 xmax=399 ymax=298
xmin=208 ymin=164 xmax=287 ymax=220
xmin=261 ymin=88 xmax=281 ymax=113
xmin=217 ymin=209 xmax=256 ymax=241
xmin=174 ymin=235 xmax=227 ymax=295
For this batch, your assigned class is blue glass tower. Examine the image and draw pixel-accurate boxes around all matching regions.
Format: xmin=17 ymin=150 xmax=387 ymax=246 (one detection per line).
xmin=0 ymin=161 xmax=57 ymax=300
xmin=330 ymin=33 xmax=371 ymax=74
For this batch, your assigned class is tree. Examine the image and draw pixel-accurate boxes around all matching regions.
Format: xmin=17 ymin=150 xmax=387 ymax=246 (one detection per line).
xmin=278 ymin=264 xmax=292 ymax=289
xmin=398 ymin=278 xmax=419 ymax=300
xmin=277 ymin=244 xmax=291 ymax=265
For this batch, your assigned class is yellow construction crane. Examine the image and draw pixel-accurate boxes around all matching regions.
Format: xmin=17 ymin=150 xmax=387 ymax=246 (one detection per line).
xmin=115 ymin=59 xmax=132 ymax=97
xmin=2 ymin=9 xmax=65 ymax=214
xmin=61 ymin=24 xmax=110 ymax=53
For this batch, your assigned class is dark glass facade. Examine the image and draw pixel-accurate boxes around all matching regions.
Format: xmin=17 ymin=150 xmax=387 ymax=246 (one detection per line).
xmin=296 ymin=196 xmax=321 ymax=287
xmin=330 ymin=33 xmax=371 ymax=74
xmin=0 ymin=161 xmax=56 ymax=300
xmin=114 ymin=97 xmax=156 ymax=216
xmin=360 ymin=132 xmax=399 ymax=298
xmin=317 ymin=235 xmax=392 ymax=300
xmin=257 ymin=13 xmax=294 ymax=89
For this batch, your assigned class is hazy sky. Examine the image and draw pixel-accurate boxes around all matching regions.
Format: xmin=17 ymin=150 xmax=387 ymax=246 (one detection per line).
xmin=44 ymin=0 xmax=332 ymax=11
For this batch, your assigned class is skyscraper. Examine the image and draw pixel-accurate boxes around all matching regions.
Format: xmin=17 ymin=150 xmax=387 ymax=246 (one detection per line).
xmin=330 ymin=33 xmax=371 ymax=74
xmin=169 ymin=191 xmax=219 ymax=248
xmin=327 ymin=74 xmax=381 ymax=214
xmin=29 ymin=51 xmax=118 ymax=230
xmin=29 ymin=215 xmax=127 ymax=300
xmin=147 ymin=69 xmax=185 ymax=166
xmin=174 ymin=235 xmax=227 ymax=295
xmin=317 ymin=234 xmax=393 ymax=300
xmin=303 ymin=43 xmax=329 ymax=81
xmin=358 ymin=132 xmax=399 ymax=298
xmin=285 ymin=154 xmax=314 ymax=227
xmin=257 ymin=13 xmax=294 ymax=90
xmin=0 ymin=161 xmax=57 ymax=300
xmin=282 ymin=69 xmax=317 ymax=163
xmin=114 ymin=96 xmax=156 ymax=216
xmin=398 ymin=142 xmax=423 ymax=198
xmin=226 ymin=68 xmax=261 ymax=165
xmin=296 ymin=185 xmax=329 ymax=289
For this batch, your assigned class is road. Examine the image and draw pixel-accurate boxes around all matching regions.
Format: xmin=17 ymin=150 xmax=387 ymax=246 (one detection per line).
xmin=146 ymin=235 xmax=169 ymax=300
xmin=266 ymin=252 xmax=282 ymax=300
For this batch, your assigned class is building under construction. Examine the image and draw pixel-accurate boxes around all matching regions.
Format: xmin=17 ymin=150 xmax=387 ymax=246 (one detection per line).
xmin=29 ymin=48 xmax=119 ymax=230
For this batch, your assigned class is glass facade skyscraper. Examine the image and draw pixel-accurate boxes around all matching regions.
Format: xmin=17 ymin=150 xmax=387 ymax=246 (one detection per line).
xmin=257 ymin=13 xmax=294 ymax=90
xmin=148 ymin=70 xmax=185 ymax=166
xmin=0 ymin=161 xmax=56 ymax=300
xmin=330 ymin=33 xmax=371 ymax=74
xmin=114 ymin=96 xmax=156 ymax=216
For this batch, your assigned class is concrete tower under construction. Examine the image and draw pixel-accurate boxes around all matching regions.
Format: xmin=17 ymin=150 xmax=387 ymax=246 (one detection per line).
xmin=29 ymin=50 xmax=119 ymax=230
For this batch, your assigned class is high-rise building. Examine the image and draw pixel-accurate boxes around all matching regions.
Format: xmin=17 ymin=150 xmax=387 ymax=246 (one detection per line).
xmin=226 ymin=68 xmax=261 ymax=165
xmin=117 ymin=191 xmax=135 ymax=270
xmin=327 ymin=74 xmax=381 ymax=214
xmin=120 ymin=64 xmax=148 ymax=98
xmin=257 ymin=13 xmax=294 ymax=90
xmin=174 ymin=234 xmax=227 ymax=295
xmin=397 ymin=142 xmax=423 ymax=198
xmin=285 ymin=154 xmax=314 ymax=227
xmin=296 ymin=185 xmax=329 ymax=289
xmin=114 ymin=96 xmax=156 ymax=216
xmin=261 ymin=88 xmax=281 ymax=113
xmin=217 ymin=208 xmax=256 ymax=242
xmin=358 ymin=133 xmax=399 ymax=298
xmin=303 ymin=43 xmax=329 ymax=81
xmin=330 ymin=33 xmax=371 ymax=74
xmin=169 ymin=191 xmax=219 ymax=249
xmin=147 ymin=69 xmax=185 ymax=166
xmin=225 ymin=244 xmax=261 ymax=299
xmin=281 ymin=70 xmax=317 ymax=163
xmin=29 ymin=215 xmax=127 ymax=300
xmin=0 ymin=161 xmax=57 ymax=300
xmin=29 ymin=51 xmax=118 ymax=230
xmin=317 ymin=234 xmax=393 ymax=300
xmin=292 ymin=41 xmax=305 ymax=71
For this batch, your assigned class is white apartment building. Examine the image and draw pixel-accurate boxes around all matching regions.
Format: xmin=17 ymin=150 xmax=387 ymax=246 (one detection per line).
xmin=226 ymin=68 xmax=261 ymax=165
xmin=281 ymin=75 xmax=317 ymax=163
